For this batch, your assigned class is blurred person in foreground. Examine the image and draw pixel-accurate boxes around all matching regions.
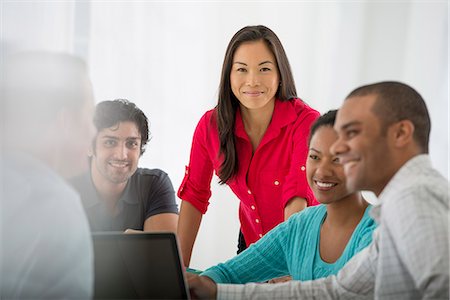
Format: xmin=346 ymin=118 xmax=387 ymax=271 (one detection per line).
xmin=0 ymin=51 xmax=95 ymax=298
xmin=188 ymin=81 xmax=449 ymax=299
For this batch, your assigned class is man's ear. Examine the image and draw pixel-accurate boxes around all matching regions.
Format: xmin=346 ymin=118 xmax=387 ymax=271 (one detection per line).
xmin=391 ymin=120 xmax=415 ymax=148
xmin=87 ymin=145 xmax=94 ymax=157
xmin=88 ymin=135 xmax=98 ymax=157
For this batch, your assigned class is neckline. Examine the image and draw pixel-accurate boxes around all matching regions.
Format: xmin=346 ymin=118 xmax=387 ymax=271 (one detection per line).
xmin=315 ymin=205 xmax=370 ymax=266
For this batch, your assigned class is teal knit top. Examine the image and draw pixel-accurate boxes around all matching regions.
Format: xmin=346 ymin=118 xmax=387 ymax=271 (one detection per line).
xmin=201 ymin=205 xmax=376 ymax=283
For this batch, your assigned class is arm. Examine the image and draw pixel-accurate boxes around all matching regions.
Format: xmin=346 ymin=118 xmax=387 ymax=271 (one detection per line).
xmin=201 ymin=215 xmax=293 ymax=284
xmin=281 ymin=108 xmax=319 ymax=209
xmin=142 ymin=170 xmax=179 ymax=232
xmin=143 ymin=213 xmax=178 ymax=232
xmin=284 ymin=196 xmax=307 ymax=220
xmin=178 ymin=201 xmax=203 ymax=267
xmin=177 ymin=112 xmax=216 ymax=267
xmin=216 ymin=236 xmax=378 ymax=300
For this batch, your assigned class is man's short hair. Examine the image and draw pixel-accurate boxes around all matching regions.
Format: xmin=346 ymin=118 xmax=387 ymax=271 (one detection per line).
xmin=93 ymin=99 xmax=149 ymax=155
xmin=346 ymin=81 xmax=430 ymax=153
xmin=2 ymin=51 xmax=91 ymax=150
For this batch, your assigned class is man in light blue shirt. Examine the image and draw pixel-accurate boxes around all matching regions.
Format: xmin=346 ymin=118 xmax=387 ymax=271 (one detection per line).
xmin=1 ymin=52 xmax=95 ymax=299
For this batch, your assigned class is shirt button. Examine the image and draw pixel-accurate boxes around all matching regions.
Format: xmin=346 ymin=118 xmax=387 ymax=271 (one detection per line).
xmin=247 ymin=189 xmax=252 ymax=195
xmin=185 ymin=170 xmax=188 ymax=174
xmin=259 ymin=234 xmax=263 ymax=238
xmin=255 ymin=219 xmax=260 ymax=223
xmin=274 ymin=180 xmax=280 ymax=186
xmin=180 ymin=187 xmax=183 ymax=192
xmin=251 ymin=205 xmax=256 ymax=210
xmin=300 ymin=166 xmax=306 ymax=171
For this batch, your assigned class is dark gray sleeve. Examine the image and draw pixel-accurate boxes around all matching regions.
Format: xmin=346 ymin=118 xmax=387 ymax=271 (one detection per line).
xmin=144 ymin=170 xmax=179 ymax=219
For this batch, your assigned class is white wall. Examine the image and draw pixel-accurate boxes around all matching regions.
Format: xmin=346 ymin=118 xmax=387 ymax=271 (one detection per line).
xmin=2 ymin=1 xmax=448 ymax=270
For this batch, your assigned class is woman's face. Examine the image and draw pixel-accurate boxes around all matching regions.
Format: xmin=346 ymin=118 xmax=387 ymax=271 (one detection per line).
xmin=230 ymin=40 xmax=280 ymax=111
xmin=307 ymin=126 xmax=352 ymax=204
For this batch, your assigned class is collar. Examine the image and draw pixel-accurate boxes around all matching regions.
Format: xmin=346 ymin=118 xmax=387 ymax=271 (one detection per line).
xmin=370 ymin=154 xmax=431 ymax=222
xmin=234 ymin=98 xmax=299 ymax=141
xmin=378 ymin=154 xmax=431 ymax=205
xmin=81 ymin=171 xmax=139 ymax=208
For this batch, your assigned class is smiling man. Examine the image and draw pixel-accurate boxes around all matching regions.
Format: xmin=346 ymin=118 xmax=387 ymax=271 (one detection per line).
xmin=188 ymin=81 xmax=449 ymax=299
xmin=70 ymin=99 xmax=178 ymax=232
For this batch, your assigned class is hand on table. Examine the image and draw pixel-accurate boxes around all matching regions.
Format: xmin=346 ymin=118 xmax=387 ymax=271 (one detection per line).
xmin=187 ymin=273 xmax=217 ymax=299
xmin=124 ymin=228 xmax=143 ymax=234
xmin=268 ymin=275 xmax=292 ymax=283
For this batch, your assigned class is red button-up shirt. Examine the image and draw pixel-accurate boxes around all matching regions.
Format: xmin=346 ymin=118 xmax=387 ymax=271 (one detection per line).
xmin=178 ymin=99 xmax=320 ymax=246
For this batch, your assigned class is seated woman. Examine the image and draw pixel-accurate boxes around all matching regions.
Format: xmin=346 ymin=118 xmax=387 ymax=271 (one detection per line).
xmin=198 ymin=109 xmax=376 ymax=283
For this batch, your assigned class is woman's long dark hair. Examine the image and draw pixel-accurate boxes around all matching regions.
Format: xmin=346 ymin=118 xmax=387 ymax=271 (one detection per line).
xmin=216 ymin=25 xmax=298 ymax=184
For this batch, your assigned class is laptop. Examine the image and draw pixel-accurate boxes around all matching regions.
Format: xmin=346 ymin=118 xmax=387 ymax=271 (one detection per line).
xmin=92 ymin=232 xmax=190 ymax=299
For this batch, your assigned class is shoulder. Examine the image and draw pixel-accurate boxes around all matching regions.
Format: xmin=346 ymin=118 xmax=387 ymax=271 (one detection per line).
xmin=290 ymin=98 xmax=320 ymax=119
xmin=132 ymin=168 xmax=175 ymax=190
xmin=300 ymin=204 xmax=326 ymax=218
xmin=276 ymin=205 xmax=326 ymax=246
xmin=198 ymin=109 xmax=217 ymax=126
xmin=35 ymin=177 xmax=89 ymax=231
xmin=133 ymin=168 xmax=171 ymax=182
xmin=3 ymin=156 xmax=90 ymax=229
xmin=281 ymin=98 xmax=320 ymax=129
xmin=383 ymin=156 xmax=449 ymax=211
xmin=193 ymin=109 xmax=218 ymax=138
xmin=288 ymin=205 xmax=326 ymax=226
xmin=130 ymin=169 xmax=175 ymax=201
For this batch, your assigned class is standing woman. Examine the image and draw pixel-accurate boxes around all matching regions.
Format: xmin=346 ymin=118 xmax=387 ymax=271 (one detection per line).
xmin=177 ymin=25 xmax=320 ymax=267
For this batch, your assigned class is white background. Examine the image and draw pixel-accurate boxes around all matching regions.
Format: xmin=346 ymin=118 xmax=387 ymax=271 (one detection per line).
xmin=2 ymin=0 xmax=448 ymax=270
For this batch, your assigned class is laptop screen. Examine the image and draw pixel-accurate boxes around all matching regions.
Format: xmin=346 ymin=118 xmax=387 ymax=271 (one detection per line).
xmin=92 ymin=232 xmax=189 ymax=299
